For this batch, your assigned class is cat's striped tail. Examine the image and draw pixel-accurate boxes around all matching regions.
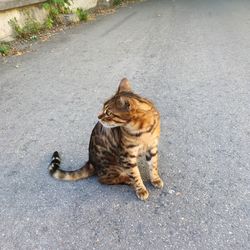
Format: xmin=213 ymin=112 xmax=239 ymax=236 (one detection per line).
xmin=48 ymin=151 xmax=95 ymax=181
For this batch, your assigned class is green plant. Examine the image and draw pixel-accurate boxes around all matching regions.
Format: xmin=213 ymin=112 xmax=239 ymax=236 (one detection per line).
xmin=43 ymin=0 xmax=71 ymax=21
xmin=8 ymin=18 xmax=22 ymax=36
xmin=9 ymin=17 xmax=42 ymax=39
xmin=44 ymin=17 xmax=54 ymax=29
xmin=7 ymin=1 xmax=72 ymax=42
xmin=113 ymin=0 xmax=122 ymax=6
xmin=0 ymin=42 xmax=11 ymax=56
xmin=76 ymin=8 xmax=88 ymax=22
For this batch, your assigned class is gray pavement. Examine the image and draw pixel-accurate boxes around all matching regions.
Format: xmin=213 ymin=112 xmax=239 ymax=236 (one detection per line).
xmin=0 ymin=0 xmax=249 ymax=249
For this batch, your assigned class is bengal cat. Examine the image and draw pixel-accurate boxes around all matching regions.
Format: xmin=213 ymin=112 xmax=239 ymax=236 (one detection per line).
xmin=49 ymin=78 xmax=163 ymax=200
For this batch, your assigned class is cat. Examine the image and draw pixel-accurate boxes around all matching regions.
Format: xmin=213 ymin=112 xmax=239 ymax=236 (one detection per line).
xmin=49 ymin=78 xmax=163 ymax=200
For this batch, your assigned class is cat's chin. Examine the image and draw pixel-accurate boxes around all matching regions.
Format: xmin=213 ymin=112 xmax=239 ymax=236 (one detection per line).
xmin=99 ymin=121 xmax=118 ymax=129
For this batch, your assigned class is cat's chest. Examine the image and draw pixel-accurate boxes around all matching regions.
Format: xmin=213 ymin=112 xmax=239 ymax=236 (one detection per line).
xmin=127 ymin=133 xmax=158 ymax=156
xmin=138 ymin=132 xmax=155 ymax=146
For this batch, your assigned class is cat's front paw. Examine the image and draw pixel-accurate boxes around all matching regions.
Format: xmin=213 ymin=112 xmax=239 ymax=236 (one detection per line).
xmin=151 ymin=178 xmax=164 ymax=189
xmin=136 ymin=188 xmax=149 ymax=201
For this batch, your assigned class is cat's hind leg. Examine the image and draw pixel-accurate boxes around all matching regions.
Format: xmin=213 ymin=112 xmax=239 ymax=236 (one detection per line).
xmin=98 ymin=165 xmax=149 ymax=201
xmin=98 ymin=167 xmax=130 ymax=185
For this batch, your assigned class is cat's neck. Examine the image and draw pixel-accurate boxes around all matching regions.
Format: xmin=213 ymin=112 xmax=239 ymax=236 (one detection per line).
xmin=121 ymin=109 xmax=159 ymax=137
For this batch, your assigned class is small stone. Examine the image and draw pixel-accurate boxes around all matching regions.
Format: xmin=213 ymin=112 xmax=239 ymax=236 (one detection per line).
xmin=57 ymin=14 xmax=80 ymax=25
xmin=168 ymin=189 xmax=175 ymax=194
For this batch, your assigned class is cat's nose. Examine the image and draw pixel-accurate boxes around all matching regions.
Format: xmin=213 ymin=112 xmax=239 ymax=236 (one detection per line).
xmin=98 ymin=113 xmax=103 ymax=119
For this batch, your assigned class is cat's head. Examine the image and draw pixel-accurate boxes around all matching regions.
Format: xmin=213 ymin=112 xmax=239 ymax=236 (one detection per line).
xmin=98 ymin=78 xmax=152 ymax=128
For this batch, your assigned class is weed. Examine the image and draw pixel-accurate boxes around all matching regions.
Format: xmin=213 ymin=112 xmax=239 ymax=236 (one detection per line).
xmin=8 ymin=1 xmax=73 ymax=42
xmin=44 ymin=17 xmax=54 ymax=29
xmin=43 ymin=0 xmax=71 ymax=21
xmin=9 ymin=17 xmax=42 ymax=39
xmin=113 ymin=0 xmax=122 ymax=6
xmin=76 ymin=8 xmax=88 ymax=22
xmin=30 ymin=35 xmax=38 ymax=40
xmin=0 ymin=42 xmax=11 ymax=56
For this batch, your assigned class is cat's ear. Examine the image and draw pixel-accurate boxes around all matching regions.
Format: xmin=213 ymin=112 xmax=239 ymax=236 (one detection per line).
xmin=117 ymin=78 xmax=132 ymax=94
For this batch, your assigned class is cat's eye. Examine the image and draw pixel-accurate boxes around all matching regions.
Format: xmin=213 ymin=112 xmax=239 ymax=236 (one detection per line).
xmin=105 ymin=110 xmax=112 ymax=116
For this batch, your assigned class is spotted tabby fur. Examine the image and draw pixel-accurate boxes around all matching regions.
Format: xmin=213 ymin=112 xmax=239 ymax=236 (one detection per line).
xmin=49 ymin=78 xmax=163 ymax=200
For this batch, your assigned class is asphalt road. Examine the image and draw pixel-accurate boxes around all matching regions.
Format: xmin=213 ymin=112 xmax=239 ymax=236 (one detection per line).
xmin=0 ymin=0 xmax=249 ymax=249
